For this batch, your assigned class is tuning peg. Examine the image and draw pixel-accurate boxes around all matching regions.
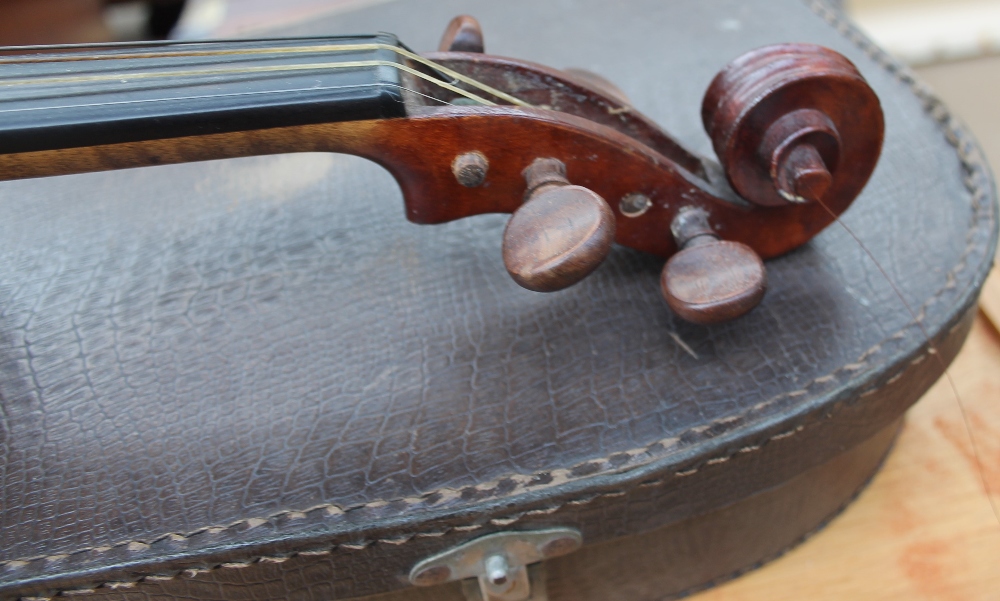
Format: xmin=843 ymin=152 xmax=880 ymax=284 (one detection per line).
xmin=503 ymin=158 xmax=615 ymax=292
xmin=439 ymin=15 xmax=485 ymax=53
xmin=660 ymin=207 xmax=766 ymax=324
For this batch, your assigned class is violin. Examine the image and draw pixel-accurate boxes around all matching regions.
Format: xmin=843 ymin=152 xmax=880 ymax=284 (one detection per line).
xmin=0 ymin=15 xmax=884 ymax=325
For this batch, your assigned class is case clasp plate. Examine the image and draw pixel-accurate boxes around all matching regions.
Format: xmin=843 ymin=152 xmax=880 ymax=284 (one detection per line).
xmin=408 ymin=528 xmax=582 ymax=601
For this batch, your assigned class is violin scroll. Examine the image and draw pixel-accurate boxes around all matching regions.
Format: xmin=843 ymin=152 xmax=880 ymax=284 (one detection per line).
xmin=422 ymin=22 xmax=882 ymax=320
xmin=650 ymin=43 xmax=882 ymax=322
xmin=494 ymin=43 xmax=880 ymax=322
xmin=702 ymin=43 xmax=883 ymax=207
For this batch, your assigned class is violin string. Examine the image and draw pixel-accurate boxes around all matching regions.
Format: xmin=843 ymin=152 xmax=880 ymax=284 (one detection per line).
xmin=391 ymin=84 xmax=461 ymax=108
xmin=0 ymin=41 xmax=426 ymax=64
xmin=814 ymin=196 xmax=1000 ymax=528
xmin=0 ymin=59 xmax=501 ymax=108
xmin=799 ymin=0 xmax=1000 ymax=532
xmin=0 ymin=43 xmax=360 ymax=64
xmin=0 ymin=43 xmax=532 ymax=109
xmin=0 ymin=34 xmax=418 ymax=54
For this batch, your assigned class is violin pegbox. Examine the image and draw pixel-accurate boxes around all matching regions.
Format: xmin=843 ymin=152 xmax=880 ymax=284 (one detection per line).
xmin=424 ymin=21 xmax=883 ymax=324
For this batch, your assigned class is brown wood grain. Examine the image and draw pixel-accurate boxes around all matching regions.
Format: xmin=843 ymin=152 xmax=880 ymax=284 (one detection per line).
xmin=689 ymin=312 xmax=1000 ymax=600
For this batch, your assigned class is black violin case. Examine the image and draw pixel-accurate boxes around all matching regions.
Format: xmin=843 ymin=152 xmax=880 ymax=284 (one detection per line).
xmin=0 ymin=1 xmax=995 ymax=600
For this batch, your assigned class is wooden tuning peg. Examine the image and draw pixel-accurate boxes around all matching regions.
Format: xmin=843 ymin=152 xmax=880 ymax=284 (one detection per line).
xmin=439 ymin=15 xmax=484 ymax=53
xmin=503 ymin=158 xmax=615 ymax=292
xmin=660 ymin=207 xmax=766 ymax=324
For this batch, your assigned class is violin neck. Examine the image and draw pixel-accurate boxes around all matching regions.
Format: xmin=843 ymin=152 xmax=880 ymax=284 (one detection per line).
xmin=0 ymin=35 xmax=409 ymax=155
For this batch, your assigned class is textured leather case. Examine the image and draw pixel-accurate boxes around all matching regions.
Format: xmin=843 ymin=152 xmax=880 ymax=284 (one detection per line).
xmin=0 ymin=1 xmax=995 ymax=600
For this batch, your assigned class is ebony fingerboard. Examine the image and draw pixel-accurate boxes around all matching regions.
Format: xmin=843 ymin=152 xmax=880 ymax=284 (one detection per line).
xmin=0 ymin=34 xmax=407 ymax=154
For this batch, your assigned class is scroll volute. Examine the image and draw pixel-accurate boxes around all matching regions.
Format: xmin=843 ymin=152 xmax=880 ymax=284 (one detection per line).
xmin=701 ymin=43 xmax=883 ymax=210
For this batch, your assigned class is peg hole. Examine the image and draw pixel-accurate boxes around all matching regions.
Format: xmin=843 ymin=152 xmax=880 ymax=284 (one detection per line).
xmin=619 ymin=193 xmax=651 ymax=217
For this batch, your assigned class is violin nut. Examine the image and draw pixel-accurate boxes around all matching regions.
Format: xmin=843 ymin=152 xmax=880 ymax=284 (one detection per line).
xmin=452 ymin=152 xmax=489 ymax=187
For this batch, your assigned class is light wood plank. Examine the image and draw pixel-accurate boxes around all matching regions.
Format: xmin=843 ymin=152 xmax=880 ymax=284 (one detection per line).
xmin=691 ymin=313 xmax=1000 ymax=600
xmin=977 ymin=268 xmax=1000 ymax=332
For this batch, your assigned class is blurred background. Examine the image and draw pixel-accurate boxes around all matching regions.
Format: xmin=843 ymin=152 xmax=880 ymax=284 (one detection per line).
xmin=847 ymin=0 xmax=1000 ymax=183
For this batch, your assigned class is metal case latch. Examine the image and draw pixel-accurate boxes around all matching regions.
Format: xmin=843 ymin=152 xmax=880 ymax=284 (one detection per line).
xmin=408 ymin=528 xmax=582 ymax=601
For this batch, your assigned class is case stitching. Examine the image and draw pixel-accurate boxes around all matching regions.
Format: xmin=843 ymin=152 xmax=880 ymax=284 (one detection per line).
xmin=12 ymin=353 xmax=925 ymax=599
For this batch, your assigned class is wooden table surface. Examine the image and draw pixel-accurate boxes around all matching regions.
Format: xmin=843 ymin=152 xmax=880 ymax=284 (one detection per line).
xmin=689 ymin=275 xmax=1000 ymax=600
